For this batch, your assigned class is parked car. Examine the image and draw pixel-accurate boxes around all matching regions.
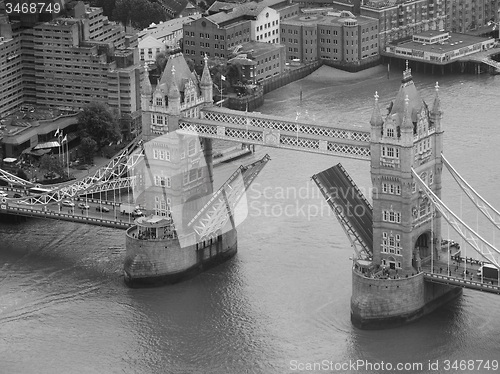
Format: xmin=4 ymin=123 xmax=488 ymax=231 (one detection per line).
xmin=96 ymin=205 xmax=110 ymax=213
xmin=13 ymin=193 xmax=22 ymax=198
xmin=0 ymin=191 xmax=8 ymax=198
xmin=78 ymin=202 xmax=90 ymax=210
xmin=62 ymin=200 xmax=75 ymax=207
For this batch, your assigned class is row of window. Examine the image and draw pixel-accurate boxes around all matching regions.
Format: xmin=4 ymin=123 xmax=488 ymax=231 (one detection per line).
xmin=382 ymin=146 xmax=400 ymax=159
xmin=382 ymin=183 xmax=401 ymax=195
xmin=257 ymin=21 xmax=277 ymax=31
xmin=154 ymin=175 xmax=171 ymax=187
xmin=382 ymin=210 xmax=401 ymax=223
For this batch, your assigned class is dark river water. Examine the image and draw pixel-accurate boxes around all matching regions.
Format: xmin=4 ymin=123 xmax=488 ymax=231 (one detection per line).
xmin=1 ymin=65 xmax=500 ymax=373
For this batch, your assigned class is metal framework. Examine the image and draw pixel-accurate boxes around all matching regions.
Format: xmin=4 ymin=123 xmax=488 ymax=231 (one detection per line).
xmin=179 ymin=109 xmax=371 ymax=160
xmin=0 ymin=168 xmax=35 ymax=187
xmin=412 ymin=168 xmax=500 ymax=269
xmin=312 ymin=164 xmax=373 ymax=260
xmin=188 ymin=154 xmax=271 ymax=240
xmin=442 ymin=153 xmax=500 ymax=230
xmin=7 ymin=140 xmax=142 ymax=206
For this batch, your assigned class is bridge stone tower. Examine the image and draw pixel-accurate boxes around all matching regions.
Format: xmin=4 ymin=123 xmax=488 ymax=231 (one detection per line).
xmin=123 ymin=53 xmax=239 ymax=287
xmin=351 ymin=64 xmax=462 ymax=328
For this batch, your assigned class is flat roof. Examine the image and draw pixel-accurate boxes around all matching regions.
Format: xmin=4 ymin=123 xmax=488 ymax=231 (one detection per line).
xmin=393 ymin=32 xmax=492 ymax=54
xmin=282 ymin=12 xmax=376 ymax=27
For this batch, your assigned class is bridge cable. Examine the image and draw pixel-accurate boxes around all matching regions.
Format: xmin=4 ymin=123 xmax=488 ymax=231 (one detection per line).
xmin=442 ymin=153 xmax=500 ymax=231
xmin=411 ymin=168 xmax=500 ymax=269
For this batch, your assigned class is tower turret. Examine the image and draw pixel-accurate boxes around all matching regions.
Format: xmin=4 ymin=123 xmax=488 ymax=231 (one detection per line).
xmin=431 ymin=82 xmax=443 ymax=133
xmin=200 ymin=54 xmax=213 ymax=104
xmin=167 ymin=66 xmax=181 ymax=116
xmin=370 ymin=91 xmax=384 ymax=142
xmin=141 ymin=63 xmax=153 ymax=111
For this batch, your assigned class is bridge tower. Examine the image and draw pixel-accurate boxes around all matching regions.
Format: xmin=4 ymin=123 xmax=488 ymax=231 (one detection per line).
xmin=351 ymin=64 xmax=462 ymax=328
xmin=124 ymin=52 xmax=237 ymax=287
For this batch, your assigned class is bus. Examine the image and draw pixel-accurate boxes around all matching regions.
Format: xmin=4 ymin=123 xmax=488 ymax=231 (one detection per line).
xmin=28 ymin=186 xmax=53 ymax=195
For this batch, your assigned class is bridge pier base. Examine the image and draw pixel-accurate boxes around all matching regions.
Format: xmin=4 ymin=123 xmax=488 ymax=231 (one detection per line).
xmin=351 ymin=270 xmax=462 ymax=329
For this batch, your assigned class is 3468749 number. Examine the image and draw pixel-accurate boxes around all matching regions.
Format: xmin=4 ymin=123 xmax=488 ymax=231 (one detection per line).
xmin=443 ymin=360 xmax=499 ymax=371
xmin=5 ymin=2 xmax=61 ymax=14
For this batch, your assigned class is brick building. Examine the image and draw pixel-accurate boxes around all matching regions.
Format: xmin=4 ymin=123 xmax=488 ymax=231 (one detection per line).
xmin=281 ymin=10 xmax=379 ymax=64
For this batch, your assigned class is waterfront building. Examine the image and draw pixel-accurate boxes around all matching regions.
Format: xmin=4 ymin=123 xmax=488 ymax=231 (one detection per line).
xmin=0 ymin=1 xmax=143 ymax=139
xmin=138 ymin=15 xmax=202 ymax=53
xmin=280 ymin=10 xmax=379 ymax=64
xmin=360 ymin=0 xmax=446 ymax=50
xmin=444 ymin=0 xmax=500 ymax=34
xmin=228 ymin=40 xmax=285 ymax=83
xmin=183 ymin=0 xmax=295 ymax=66
xmin=383 ymin=30 xmax=495 ymax=66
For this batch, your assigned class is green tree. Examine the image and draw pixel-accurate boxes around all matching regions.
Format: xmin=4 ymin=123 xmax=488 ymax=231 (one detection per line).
xmin=40 ymin=154 xmax=64 ymax=176
xmin=77 ymin=102 xmax=121 ymax=150
xmin=226 ymin=62 xmax=243 ymax=86
xmin=16 ymin=168 xmax=29 ymax=181
xmin=155 ymin=51 xmax=168 ymax=73
xmin=80 ymin=137 xmax=98 ymax=164
xmin=113 ymin=0 xmax=168 ymax=29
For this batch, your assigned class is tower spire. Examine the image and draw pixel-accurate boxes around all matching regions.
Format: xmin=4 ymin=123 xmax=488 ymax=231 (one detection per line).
xmin=370 ymin=91 xmax=384 ymax=128
xmin=402 ymin=60 xmax=412 ymax=83
xmin=141 ymin=62 xmax=152 ymax=97
xmin=200 ymin=53 xmax=213 ymax=104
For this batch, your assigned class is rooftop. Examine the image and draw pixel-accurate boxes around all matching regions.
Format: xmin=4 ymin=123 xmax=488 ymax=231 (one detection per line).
xmin=138 ymin=14 xmax=202 ymax=40
xmin=392 ymin=32 xmax=493 ymax=54
xmin=282 ymin=11 xmax=377 ymax=27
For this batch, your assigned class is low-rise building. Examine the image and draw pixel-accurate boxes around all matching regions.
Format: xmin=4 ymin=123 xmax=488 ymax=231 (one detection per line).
xmin=139 ymin=35 xmax=168 ymax=64
xmin=445 ymin=0 xmax=500 ymax=33
xmin=281 ymin=10 xmax=379 ymax=64
xmin=383 ymin=30 xmax=495 ymax=64
xmin=229 ymin=41 xmax=285 ymax=83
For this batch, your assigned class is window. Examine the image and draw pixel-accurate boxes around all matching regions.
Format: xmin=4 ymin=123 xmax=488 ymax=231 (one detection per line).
xmin=387 ymin=128 xmax=394 ymax=137
xmin=188 ymin=140 xmax=196 ymax=156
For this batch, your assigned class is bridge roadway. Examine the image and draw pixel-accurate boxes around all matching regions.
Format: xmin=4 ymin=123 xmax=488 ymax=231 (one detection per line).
xmin=1 ymin=191 xmax=133 ymax=229
xmin=179 ymin=107 xmax=371 ymax=160
xmin=312 ymin=163 xmax=373 ymax=258
xmin=421 ymin=251 xmax=500 ymax=295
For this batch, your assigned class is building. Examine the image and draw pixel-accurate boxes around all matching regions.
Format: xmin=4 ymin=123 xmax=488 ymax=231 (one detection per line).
xmin=229 ymin=41 xmax=285 ymax=83
xmin=444 ymin=0 xmax=500 ymax=33
xmin=0 ymin=2 xmax=144 ymax=139
xmin=138 ymin=15 xmax=202 ymax=52
xmin=183 ymin=0 xmax=294 ymax=66
xmin=280 ymin=10 xmax=379 ymax=64
xmin=139 ymin=35 xmax=167 ymax=65
xmin=360 ymin=0 xmax=446 ymax=49
xmin=384 ymin=30 xmax=495 ymax=64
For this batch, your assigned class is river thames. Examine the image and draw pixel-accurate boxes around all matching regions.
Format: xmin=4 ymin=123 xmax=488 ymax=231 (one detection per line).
xmin=1 ymin=64 xmax=500 ymax=373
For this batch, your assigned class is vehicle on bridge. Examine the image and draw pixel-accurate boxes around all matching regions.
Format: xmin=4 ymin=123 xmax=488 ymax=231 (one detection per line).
xmin=0 ymin=190 xmax=7 ymax=198
xmin=96 ymin=205 xmax=110 ymax=213
xmin=477 ymin=264 xmax=499 ymax=281
xmin=29 ymin=186 xmax=53 ymax=195
xmin=120 ymin=202 xmax=143 ymax=217
xmin=78 ymin=203 xmax=90 ymax=210
xmin=62 ymin=200 xmax=75 ymax=207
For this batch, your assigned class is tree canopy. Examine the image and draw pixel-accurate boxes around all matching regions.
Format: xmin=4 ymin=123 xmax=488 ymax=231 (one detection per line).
xmin=77 ymin=102 xmax=121 ymax=150
xmin=80 ymin=137 xmax=98 ymax=164
xmin=112 ymin=0 xmax=168 ymax=29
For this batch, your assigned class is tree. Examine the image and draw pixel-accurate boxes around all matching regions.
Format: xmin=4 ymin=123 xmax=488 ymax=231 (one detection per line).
xmin=77 ymin=102 xmax=121 ymax=150
xmin=16 ymin=168 xmax=29 ymax=181
xmin=113 ymin=0 xmax=168 ymax=29
xmin=39 ymin=154 xmax=64 ymax=176
xmin=226 ymin=62 xmax=243 ymax=86
xmin=155 ymin=51 xmax=168 ymax=73
xmin=80 ymin=137 xmax=98 ymax=164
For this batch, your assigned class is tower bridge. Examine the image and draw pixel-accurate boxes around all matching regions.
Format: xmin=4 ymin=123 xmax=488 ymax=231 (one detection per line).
xmin=1 ymin=53 xmax=499 ymax=328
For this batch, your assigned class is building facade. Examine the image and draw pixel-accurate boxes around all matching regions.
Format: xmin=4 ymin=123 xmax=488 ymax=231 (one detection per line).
xmin=281 ymin=10 xmax=379 ymax=64
xmin=0 ymin=2 xmax=143 ymax=139
xmin=444 ymin=0 xmax=500 ymax=33
xmin=360 ymin=0 xmax=446 ymax=49
xmin=230 ymin=41 xmax=285 ymax=82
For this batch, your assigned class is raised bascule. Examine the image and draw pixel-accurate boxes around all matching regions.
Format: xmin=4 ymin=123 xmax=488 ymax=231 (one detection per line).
xmin=1 ymin=56 xmax=499 ymax=328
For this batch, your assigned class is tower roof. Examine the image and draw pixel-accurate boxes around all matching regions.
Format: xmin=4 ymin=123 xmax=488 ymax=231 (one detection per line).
xmin=157 ymin=52 xmax=197 ymax=95
xmin=370 ymin=91 xmax=384 ymax=127
xmin=388 ymin=62 xmax=424 ymax=126
xmin=167 ymin=66 xmax=181 ymax=99
xmin=141 ymin=63 xmax=152 ymax=96
xmin=200 ymin=54 xmax=212 ymax=87
xmin=432 ymin=81 xmax=442 ymax=115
